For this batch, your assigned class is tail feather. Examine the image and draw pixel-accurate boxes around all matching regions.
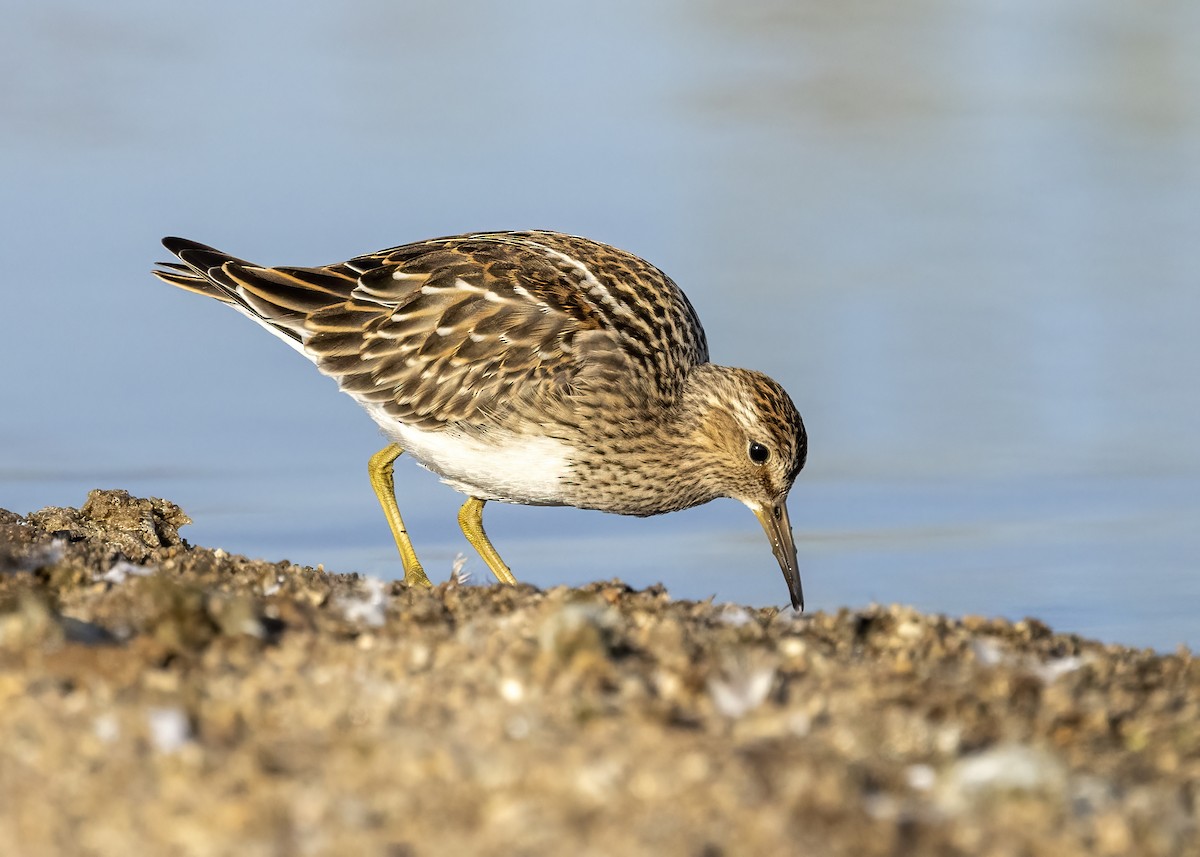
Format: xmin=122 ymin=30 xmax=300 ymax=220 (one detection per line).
xmin=151 ymin=266 xmax=235 ymax=302
xmin=152 ymin=237 xmax=359 ymax=347
xmin=152 ymin=237 xmax=251 ymax=305
xmin=223 ymin=264 xmax=354 ymax=314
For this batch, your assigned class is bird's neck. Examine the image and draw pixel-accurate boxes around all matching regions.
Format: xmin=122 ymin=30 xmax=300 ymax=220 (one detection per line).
xmin=564 ymin=363 xmax=731 ymax=516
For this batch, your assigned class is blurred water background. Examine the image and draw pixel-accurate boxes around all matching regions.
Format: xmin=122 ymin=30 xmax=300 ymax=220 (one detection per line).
xmin=2 ymin=0 xmax=1197 ymax=650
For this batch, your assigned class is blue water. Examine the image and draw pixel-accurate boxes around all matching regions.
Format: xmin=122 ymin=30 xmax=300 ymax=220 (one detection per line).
xmin=3 ymin=0 xmax=1197 ymax=650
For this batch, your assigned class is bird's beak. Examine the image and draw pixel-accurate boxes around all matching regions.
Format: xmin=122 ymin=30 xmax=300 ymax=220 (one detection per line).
xmin=751 ymin=500 xmax=803 ymax=611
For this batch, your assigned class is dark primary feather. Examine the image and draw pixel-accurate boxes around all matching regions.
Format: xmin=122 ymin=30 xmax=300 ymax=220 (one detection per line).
xmin=153 ymin=231 xmax=710 ymax=431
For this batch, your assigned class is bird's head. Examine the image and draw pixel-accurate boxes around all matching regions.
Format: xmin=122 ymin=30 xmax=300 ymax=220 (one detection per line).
xmin=684 ymin=364 xmax=808 ymax=610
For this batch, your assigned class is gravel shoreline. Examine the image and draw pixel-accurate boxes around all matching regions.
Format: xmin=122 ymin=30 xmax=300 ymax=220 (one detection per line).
xmin=1 ymin=490 xmax=1196 ymax=856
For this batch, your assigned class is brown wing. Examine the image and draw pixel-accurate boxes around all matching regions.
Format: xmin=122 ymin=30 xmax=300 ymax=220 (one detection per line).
xmin=154 ymin=231 xmax=709 ymax=431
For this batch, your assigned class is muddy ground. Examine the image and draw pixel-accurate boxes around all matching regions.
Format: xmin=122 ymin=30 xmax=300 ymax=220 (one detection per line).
xmin=0 ymin=490 xmax=1196 ymax=856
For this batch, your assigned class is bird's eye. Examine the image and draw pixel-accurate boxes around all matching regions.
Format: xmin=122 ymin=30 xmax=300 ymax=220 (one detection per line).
xmin=748 ymin=441 xmax=770 ymax=464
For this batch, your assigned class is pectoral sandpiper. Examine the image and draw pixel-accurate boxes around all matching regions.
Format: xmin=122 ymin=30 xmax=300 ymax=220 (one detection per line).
xmin=154 ymin=231 xmax=809 ymax=608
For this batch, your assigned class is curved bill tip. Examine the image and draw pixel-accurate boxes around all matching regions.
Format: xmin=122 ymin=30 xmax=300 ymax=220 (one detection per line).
xmin=752 ymin=501 xmax=804 ymax=612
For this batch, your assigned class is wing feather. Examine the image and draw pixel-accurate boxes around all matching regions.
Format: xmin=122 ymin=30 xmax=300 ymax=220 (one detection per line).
xmin=153 ymin=231 xmax=709 ymax=432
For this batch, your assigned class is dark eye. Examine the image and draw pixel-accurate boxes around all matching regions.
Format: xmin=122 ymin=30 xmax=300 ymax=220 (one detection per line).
xmin=748 ymin=441 xmax=770 ymax=464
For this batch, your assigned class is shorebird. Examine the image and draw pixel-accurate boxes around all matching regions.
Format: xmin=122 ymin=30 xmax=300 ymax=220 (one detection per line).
xmin=154 ymin=231 xmax=809 ymax=608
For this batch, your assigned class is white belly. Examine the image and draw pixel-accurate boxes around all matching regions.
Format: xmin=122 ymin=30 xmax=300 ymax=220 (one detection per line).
xmin=370 ymin=408 xmax=573 ymax=505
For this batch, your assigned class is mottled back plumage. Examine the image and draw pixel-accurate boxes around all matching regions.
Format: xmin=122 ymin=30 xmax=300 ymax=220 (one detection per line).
xmin=156 ymin=231 xmax=708 ymax=432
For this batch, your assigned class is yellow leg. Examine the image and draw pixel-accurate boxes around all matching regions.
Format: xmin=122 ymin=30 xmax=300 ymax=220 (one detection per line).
xmin=368 ymin=444 xmax=431 ymax=588
xmin=457 ymin=497 xmax=518 ymax=585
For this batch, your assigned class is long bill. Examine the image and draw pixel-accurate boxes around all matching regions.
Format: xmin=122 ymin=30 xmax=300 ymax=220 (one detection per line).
xmin=751 ymin=500 xmax=804 ymax=612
